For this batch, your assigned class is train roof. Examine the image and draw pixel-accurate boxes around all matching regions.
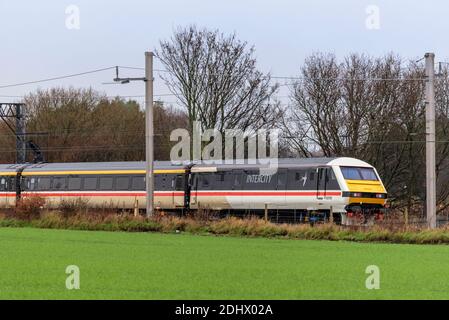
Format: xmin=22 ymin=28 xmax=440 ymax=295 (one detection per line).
xmin=190 ymin=157 xmax=374 ymax=172
xmin=20 ymin=161 xmax=189 ymax=173
xmin=0 ymin=157 xmax=374 ymax=174
xmin=0 ymin=163 xmax=28 ymax=172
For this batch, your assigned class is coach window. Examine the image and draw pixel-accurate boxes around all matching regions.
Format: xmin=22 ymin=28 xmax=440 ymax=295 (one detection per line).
xmin=160 ymin=174 xmax=168 ymax=190
xmin=27 ymin=177 xmax=37 ymax=190
xmin=38 ymin=177 xmax=51 ymax=191
xmin=175 ymin=175 xmax=184 ymax=191
xmin=83 ymin=177 xmax=98 ymax=190
xmin=53 ymin=177 xmax=67 ymax=190
xmin=131 ymin=176 xmax=145 ymax=190
xmin=154 ymin=175 xmax=163 ymax=190
xmin=99 ymin=177 xmax=114 ymax=190
xmin=0 ymin=177 xmax=6 ymax=191
xmin=68 ymin=177 xmax=82 ymax=190
xmin=116 ymin=176 xmax=130 ymax=190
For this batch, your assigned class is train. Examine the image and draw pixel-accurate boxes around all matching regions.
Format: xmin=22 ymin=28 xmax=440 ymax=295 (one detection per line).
xmin=0 ymin=157 xmax=387 ymax=225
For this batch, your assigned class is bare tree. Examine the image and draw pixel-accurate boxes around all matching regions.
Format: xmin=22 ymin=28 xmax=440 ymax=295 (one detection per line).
xmin=156 ymin=25 xmax=280 ymax=140
xmin=285 ymin=53 xmax=449 ymax=211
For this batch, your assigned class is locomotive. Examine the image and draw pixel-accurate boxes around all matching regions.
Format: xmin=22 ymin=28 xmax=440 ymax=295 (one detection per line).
xmin=0 ymin=157 xmax=387 ymax=225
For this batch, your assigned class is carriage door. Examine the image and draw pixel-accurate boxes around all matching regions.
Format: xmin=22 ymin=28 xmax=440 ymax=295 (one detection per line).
xmin=191 ymin=174 xmax=199 ymax=207
xmin=231 ymin=169 xmax=243 ymax=208
xmin=276 ymin=169 xmax=287 ymax=208
xmin=316 ymin=167 xmax=329 ymax=200
xmin=173 ymin=174 xmax=185 ymax=207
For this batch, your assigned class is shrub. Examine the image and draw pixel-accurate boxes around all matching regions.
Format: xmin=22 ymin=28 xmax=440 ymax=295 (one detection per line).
xmin=15 ymin=196 xmax=46 ymax=220
xmin=58 ymin=198 xmax=90 ymax=218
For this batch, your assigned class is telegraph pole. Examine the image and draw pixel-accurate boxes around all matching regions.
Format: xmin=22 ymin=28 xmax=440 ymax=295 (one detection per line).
xmin=425 ymin=52 xmax=436 ymax=229
xmin=145 ymin=51 xmax=154 ymax=217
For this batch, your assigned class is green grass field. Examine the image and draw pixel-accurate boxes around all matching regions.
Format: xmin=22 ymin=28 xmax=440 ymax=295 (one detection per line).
xmin=1 ymin=227 xmax=449 ymax=299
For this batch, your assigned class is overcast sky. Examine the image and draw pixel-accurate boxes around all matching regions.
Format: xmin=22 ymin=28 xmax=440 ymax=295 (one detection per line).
xmin=0 ymin=0 xmax=447 ymax=106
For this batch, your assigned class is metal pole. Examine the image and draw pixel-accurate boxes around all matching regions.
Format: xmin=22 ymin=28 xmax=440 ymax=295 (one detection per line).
xmin=425 ymin=52 xmax=436 ymax=229
xmin=145 ymin=51 xmax=154 ymax=217
xmin=15 ymin=104 xmax=26 ymax=164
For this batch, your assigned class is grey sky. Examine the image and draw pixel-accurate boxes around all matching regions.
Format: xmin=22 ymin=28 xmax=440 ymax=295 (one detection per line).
xmin=0 ymin=0 xmax=447 ymax=106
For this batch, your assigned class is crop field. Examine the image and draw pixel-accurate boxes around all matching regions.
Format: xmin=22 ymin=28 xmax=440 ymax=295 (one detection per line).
xmin=1 ymin=227 xmax=449 ymax=299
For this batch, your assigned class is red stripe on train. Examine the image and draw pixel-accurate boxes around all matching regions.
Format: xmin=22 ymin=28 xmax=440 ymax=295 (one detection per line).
xmin=192 ymin=191 xmax=342 ymax=196
xmin=18 ymin=192 xmax=185 ymax=197
xmin=0 ymin=191 xmax=341 ymax=197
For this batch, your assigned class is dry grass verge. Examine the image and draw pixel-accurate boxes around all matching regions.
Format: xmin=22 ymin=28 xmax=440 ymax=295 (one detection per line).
xmin=2 ymin=210 xmax=449 ymax=245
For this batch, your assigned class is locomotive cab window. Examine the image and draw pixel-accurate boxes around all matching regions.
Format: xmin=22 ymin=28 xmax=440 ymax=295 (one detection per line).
xmin=341 ymin=167 xmax=378 ymax=181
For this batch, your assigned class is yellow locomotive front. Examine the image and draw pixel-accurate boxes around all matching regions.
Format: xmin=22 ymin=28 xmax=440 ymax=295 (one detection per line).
xmin=328 ymin=158 xmax=388 ymax=225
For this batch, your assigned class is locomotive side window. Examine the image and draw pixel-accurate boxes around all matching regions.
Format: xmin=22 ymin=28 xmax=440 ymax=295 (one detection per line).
xmin=233 ymin=170 xmax=242 ymax=190
xmin=116 ymin=176 xmax=130 ymax=190
xmin=287 ymin=170 xmax=307 ymax=190
xmin=309 ymin=171 xmax=315 ymax=181
xmin=99 ymin=177 xmax=113 ymax=190
xmin=213 ymin=171 xmax=233 ymax=190
xmin=68 ymin=177 xmax=81 ymax=190
xmin=83 ymin=177 xmax=98 ymax=190
xmin=200 ymin=174 xmax=210 ymax=188
xmin=277 ymin=170 xmax=287 ymax=190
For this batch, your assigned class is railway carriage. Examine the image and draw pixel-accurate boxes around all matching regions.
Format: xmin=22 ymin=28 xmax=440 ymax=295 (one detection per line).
xmin=0 ymin=157 xmax=387 ymax=225
xmin=0 ymin=164 xmax=24 ymax=208
xmin=18 ymin=161 xmax=190 ymax=210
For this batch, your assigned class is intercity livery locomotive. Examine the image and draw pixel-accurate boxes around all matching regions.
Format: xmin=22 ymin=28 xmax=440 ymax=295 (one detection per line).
xmin=0 ymin=157 xmax=387 ymax=225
